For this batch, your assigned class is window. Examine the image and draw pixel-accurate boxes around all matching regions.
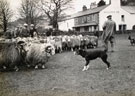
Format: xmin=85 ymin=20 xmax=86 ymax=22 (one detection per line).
xmin=92 ymin=14 xmax=95 ymax=21
xmin=87 ymin=15 xmax=90 ymax=22
xmin=123 ymin=24 xmax=126 ymax=30
xmin=78 ymin=17 xmax=80 ymax=24
xmin=94 ymin=14 xmax=98 ymax=22
xmin=119 ymin=24 xmax=127 ymax=31
xmin=83 ymin=16 xmax=87 ymax=23
xmin=121 ymin=15 xmax=125 ymax=22
xmin=75 ymin=18 xmax=78 ymax=25
xmin=79 ymin=17 xmax=83 ymax=24
xmin=84 ymin=26 xmax=89 ymax=32
xmin=75 ymin=27 xmax=80 ymax=32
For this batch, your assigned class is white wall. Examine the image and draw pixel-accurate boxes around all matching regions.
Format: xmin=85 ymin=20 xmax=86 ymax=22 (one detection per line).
xmin=123 ymin=12 xmax=135 ymax=30
xmin=99 ymin=3 xmax=122 ymax=31
xmin=99 ymin=1 xmax=135 ymax=31
xmin=58 ymin=18 xmax=74 ymax=31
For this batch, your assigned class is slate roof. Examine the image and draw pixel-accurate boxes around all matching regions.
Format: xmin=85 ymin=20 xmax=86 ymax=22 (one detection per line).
xmin=121 ymin=6 xmax=135 ymax=14
xmin=73 ymin=5 xmax=109 ymax=17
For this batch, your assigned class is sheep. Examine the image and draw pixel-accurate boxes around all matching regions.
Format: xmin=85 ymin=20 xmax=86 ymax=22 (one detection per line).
xmin=0 ymin=41 xmax=26 ymax=71
xmin=24 ymin=42 xmax=55 ymax=69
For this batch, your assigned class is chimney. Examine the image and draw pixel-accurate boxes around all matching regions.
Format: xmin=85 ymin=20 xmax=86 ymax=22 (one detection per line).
xmin=110 ymin=0 xmax=121 ymax=7
xmin=82 ymin=5 xmax=87 ymax=11
xmin=90 ymin=2 xmax=97 ymax=9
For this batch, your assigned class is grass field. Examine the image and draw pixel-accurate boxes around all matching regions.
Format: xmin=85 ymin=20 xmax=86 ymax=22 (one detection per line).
xmin=0 ymin=33 xmax=135 ymax=96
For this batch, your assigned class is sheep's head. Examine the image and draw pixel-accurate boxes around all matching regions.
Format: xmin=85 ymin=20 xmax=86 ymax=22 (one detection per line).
xmin=17 ymin=40 xmax=32 ymax=53
xmin=16 ymin=41 xmax=28 ymax=57
xmin=45 ymin=46 xmax=52 ymax=55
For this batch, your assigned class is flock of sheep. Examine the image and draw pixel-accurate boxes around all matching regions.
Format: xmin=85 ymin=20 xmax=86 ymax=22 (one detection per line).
xmin=0 ymin=35 xmax=98 ymax=72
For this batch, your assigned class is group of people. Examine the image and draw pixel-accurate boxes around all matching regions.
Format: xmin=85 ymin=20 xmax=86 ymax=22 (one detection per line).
xmin=7 ymin=23 xmax=38 ymax=39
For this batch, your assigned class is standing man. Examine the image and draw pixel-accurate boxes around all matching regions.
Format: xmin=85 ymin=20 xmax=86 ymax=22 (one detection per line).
xmin=29 ymin=24 xmax=38 ymax=38
xmin=20 ymin=23 xmax=30 ymax=38
xmin=102 ymin=15 xmax=116 ymax=52
xmin=14 ymin=26 xmax=21 ymax=38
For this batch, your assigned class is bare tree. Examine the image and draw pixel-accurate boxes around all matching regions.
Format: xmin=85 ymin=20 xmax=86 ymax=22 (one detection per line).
xmin=0 ymin=0 xmax=13 ymax=32
xmin=97 ymin=0 xmax=106 ymax=7
xmin=39 ymin=0 xmax=73 ymax=29
xmin=19 ymin=0 xmax=43 ymax=26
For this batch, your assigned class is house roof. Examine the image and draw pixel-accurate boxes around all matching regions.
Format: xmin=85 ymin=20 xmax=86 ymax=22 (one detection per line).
xmin=73 ymin=5 xmax=109 ymax=18
xmin=58 ymin=15 xmax=74 ymax=22
xmin=121 ymin=6 xmax=135 ymax=14
xmin=73 ymin=22 xmax=97 ymax=28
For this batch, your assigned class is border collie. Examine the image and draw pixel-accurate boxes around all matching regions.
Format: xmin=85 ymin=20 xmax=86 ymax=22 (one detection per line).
xmin=74 ymin=47 xmax=110 ymax=71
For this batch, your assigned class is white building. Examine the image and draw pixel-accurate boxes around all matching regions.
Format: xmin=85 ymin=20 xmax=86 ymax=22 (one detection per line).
xmin=99 ymin=0 xmax=135 ymax=31
xmin=58 ymin=16 xmax=74 ymax=31
xmin=58 ymin=0 xmax=135 ymax=33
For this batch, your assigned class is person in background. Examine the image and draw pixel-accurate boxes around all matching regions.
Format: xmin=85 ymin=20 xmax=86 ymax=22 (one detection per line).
xmin=29 ymin=24 xmax=38 ymax=38
xmin=14 ymin=26 xmax=21 ymax=38
xmin=20 ymin=23 xmax=30 ymax=38
xmin=94 ymin=31 xmax=99 ymax=38
xmin=102 ymin=15 xmax=116 ymax=52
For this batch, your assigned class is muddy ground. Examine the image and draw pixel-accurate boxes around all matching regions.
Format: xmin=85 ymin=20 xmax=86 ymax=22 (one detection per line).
xmin=0 ymin=34 xmax=135 ymax=96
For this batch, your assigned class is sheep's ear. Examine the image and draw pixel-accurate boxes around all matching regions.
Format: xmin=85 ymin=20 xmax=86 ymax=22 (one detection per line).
xmin=17 ymin=41 xmax=25 ymax=45
xmin=27 ymin=43 xmax=31 ymax=47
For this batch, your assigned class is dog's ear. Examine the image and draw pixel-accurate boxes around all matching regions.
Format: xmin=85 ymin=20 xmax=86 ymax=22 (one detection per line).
xmin=79 ymin=49 xmax=85 ymax=53
xmin=79 ymin=48 xmax=85 ymax=52
xmin=79 ymin=48 xmax=85 ymax=51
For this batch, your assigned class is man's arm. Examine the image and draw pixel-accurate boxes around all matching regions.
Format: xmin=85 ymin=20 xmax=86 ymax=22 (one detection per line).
xmin=102 ymin=21 xmax=107 ymax=30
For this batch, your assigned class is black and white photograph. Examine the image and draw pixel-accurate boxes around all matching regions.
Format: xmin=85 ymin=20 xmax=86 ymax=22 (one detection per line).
xmin=0 ymin=0 xmax=135 ymax=96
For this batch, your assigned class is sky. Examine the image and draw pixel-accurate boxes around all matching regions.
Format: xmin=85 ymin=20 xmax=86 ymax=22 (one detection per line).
xmin=74 ymin=0 xmax=109 ymax=12
xmin=7 ymin=0 xmax=109 ymax=21
xmin=7 ymin=0 xmax=21 ymax=20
